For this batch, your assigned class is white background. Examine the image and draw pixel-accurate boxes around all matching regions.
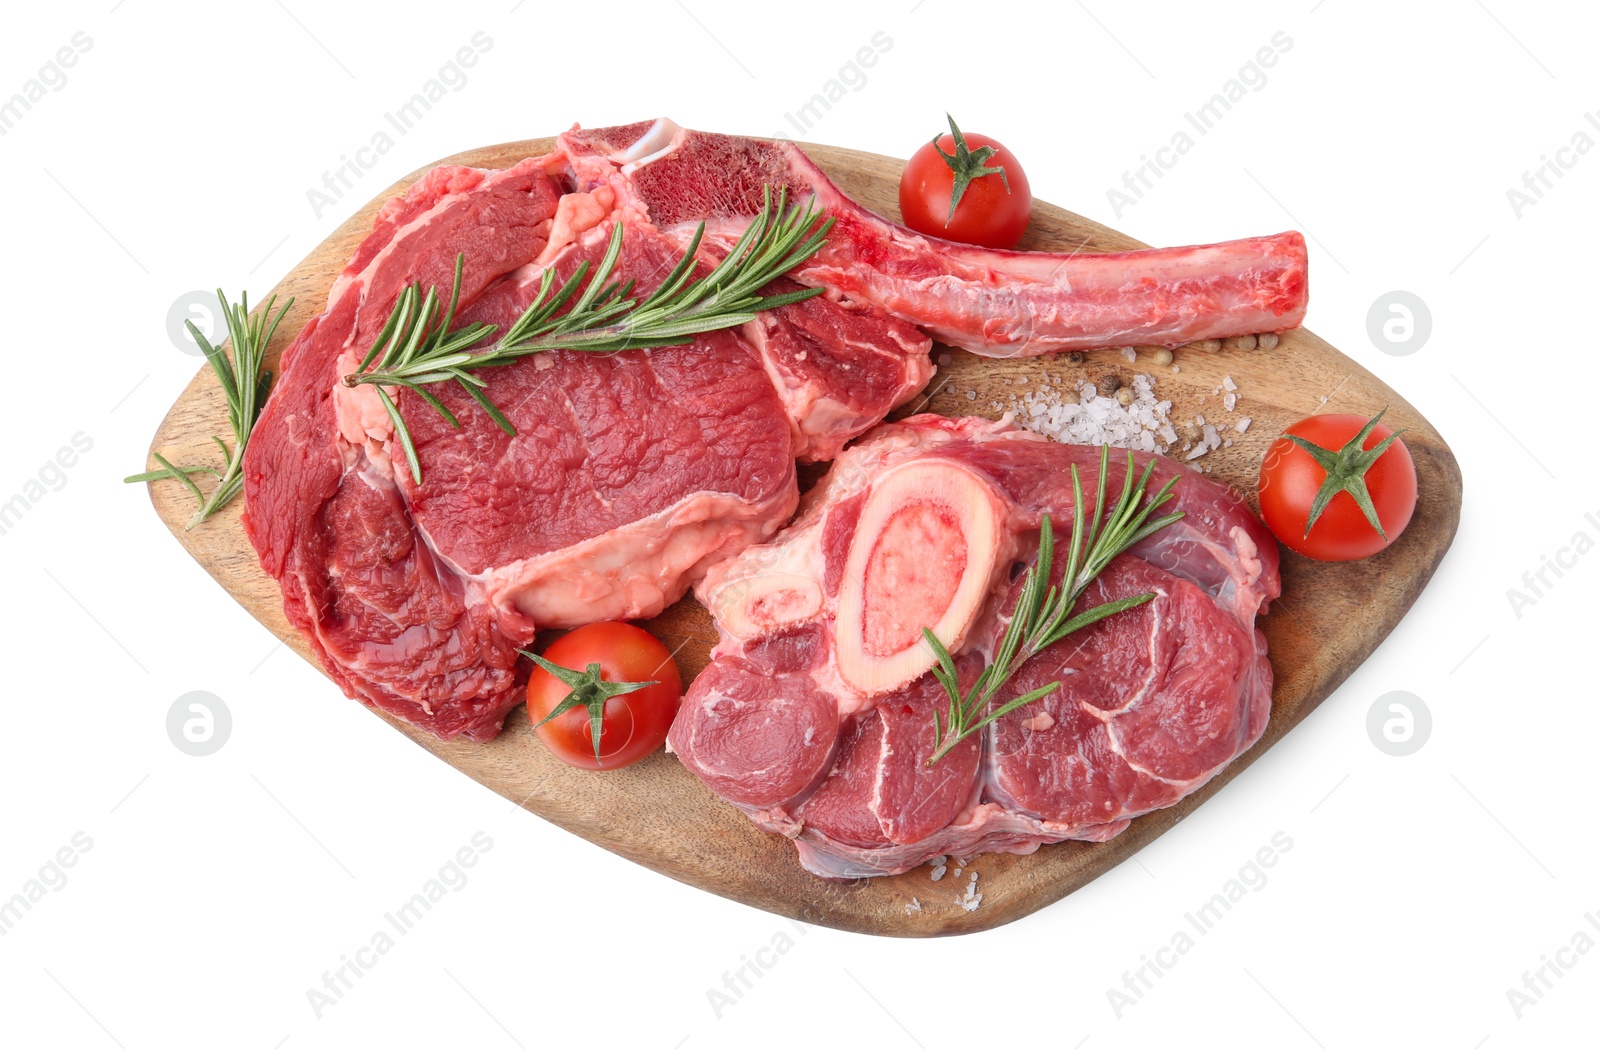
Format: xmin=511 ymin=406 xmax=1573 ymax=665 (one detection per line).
xmin=1 ymin=1 xmax=1594 ymax=1046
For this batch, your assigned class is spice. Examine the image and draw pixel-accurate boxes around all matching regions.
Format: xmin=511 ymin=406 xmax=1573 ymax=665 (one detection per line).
xmin=1008 ymin=372 xmax=1175 ymax=453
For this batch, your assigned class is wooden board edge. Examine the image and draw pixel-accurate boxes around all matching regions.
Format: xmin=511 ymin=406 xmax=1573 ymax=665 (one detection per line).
xmin=138 ymin=136 xmax=1466 ymax=937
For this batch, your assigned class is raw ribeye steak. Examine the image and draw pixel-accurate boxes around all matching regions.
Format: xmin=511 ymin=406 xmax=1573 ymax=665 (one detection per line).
xmin=669 ymin=416 xmax=1280 ymax=877
xmin=243 ymin=155 xmax=930 ymax=739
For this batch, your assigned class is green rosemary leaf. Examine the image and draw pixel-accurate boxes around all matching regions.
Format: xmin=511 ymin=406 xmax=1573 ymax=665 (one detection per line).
xmin=343 ymin=185 xmax=833 ymax=484
xmin=396 ymin=381 xmax=460 ymax=431
xmin=436 ymin=253 xmax=465 ymax=336
xmin=255 ymin=370 xmax=273 ymax=414
xmin=190 ymin=320 xmax=238 ymax=419
xmin=360 ymin=286 xmax=411 ymax=372
xmin=123 ymin=464 xmax=219 ymax=483
xmin=926 ymin=447 xmax=1186 ymax=765
xmin=1036 ymin=591 xmax=1157 ymax=652
xmin=129 ymin=291 xmax=295 ymax=529
xmin=210 ymin=473 xmax=244 ymax=512
xmin=456 ymin=379 xmax=515 ymax=437
xmin=558 ymin=222 xmax=626 ymax=324
xmin=959 ymin=681 xmax=1060 ymax=741
xmin=636 ymin=224 xmax=705 ymax=311
xmin=376 ymin=387 xmax=422 ymax=485
xmin=151 ymin=452 xmax=207 ymax=507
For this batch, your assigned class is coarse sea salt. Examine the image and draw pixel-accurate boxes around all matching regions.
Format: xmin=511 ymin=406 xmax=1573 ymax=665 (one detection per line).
xmin=1006 ymin=372 xmax=1175 ymax=453
xmin=958 ymin=870 xmax=984 ymax=912
xmin=1184 ymin=416 xmax=1230 ymax=463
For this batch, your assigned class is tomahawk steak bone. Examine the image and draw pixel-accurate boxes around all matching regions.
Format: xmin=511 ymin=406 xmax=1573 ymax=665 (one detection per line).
xmin=669 ymin=416 xmax=1280 ymax=878
xmin=243 ymin=120 xmax=1302 ymax=741
xmin=561 ymin=119 xmax=1309 ymax=356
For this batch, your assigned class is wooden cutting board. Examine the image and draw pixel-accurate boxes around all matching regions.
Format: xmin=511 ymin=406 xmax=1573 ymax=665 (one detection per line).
xmin=143 ymin=137 xmax=1461 ymax=936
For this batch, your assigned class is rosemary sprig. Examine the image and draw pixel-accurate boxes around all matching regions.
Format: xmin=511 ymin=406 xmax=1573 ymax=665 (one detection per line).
xmin=125 ymin=290 xmax=294 ymax=529
xmin=343 ymin=186 xmax=834 ymax=483
xmin=923 ymin=446 xmax=1186 ymax=765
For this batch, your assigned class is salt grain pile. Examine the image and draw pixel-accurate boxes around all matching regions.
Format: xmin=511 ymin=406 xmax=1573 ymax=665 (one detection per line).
xmin=1005 ymin=373 xmax=1177 ymax=453
xmin=1001 ymin=370 xmax=1252 ymax=468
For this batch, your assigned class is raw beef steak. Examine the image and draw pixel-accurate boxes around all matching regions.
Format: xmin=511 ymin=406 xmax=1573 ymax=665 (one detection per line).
xmin=669 ymin=416 xmax=1280 ymax=877
xmin=243 ymin=152 xmax=930 ymax=739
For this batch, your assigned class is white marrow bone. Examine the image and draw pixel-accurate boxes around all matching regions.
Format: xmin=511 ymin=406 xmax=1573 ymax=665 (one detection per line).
xmin=709 ymin=572 xmax=824 ymax=641
xmin=833 ymin=459 xmax=1008 ymax=696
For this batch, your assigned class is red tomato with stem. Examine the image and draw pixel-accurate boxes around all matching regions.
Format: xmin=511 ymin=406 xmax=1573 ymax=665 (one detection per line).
xmin=524 ymin=622 xmax=683 ymax=771
xmin=899 ymin=115 xmax=1032 ymax=249
xmin=1258 ymin=410 xmax=1417 ymax=562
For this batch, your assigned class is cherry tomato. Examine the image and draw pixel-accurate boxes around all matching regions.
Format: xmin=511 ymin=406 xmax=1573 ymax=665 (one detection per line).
xmin=1258 ymin=410 xmax=1417 ymax=562
xmin=525 ymin=622 xmax=683 ymax=771
xmin=899 ymin=116 xmax=1032 ymax=249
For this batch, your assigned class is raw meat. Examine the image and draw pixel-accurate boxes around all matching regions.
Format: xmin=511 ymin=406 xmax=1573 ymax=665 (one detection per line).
xmin=668 ymin=416 xmax=1279 ymax=878
xmin=560 ymin=119 xmax=1309 ymax=357
xmin=243 ymin=149 xmax=931 ymax=740
xmin=243 ymin=118 xmax=1303 ymax=742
